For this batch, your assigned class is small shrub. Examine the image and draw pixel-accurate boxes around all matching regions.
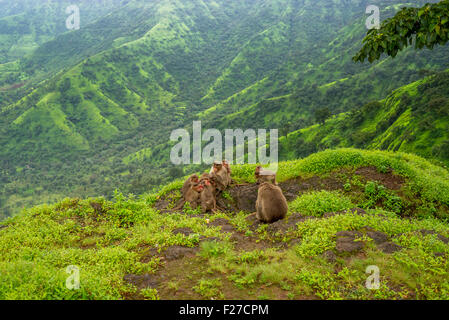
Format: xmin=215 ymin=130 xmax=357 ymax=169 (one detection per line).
xmin=289 ymin=191 xmax=354 ymax=217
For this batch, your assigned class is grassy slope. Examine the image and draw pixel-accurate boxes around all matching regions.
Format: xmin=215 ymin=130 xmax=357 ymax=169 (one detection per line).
xmin=1 ymin=149 xmax=449 ymax=300
xmin=0 ymin=0 xmax=125 ymax=64
xmin=278 ymin=70 xmax=449 ymax=166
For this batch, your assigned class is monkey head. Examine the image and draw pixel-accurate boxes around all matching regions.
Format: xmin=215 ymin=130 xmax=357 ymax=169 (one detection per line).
xmin=213 ymin=160 xmax=223 ymax=172
xmin=200 ymin=179 xmax=212 ymax=187
xmin=192 ymin=183 xmax=204 ymax=192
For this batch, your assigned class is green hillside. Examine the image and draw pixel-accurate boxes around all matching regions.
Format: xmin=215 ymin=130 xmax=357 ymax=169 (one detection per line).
xmin=0 ymin=0 xmax=125 ymax=64
xmin=1 ymin=149 xmax=449 ymax=299
xmin=2 ymin=0 xmax=449 ymax=219
xmin=278 ymin=70 xmax=449 ymax=166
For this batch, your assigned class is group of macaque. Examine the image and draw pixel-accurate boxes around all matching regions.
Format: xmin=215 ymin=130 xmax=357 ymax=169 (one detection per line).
xmin=177 ymin=162 xmax=288 ymax=224
xmin=176 ymin=160 xmax=232 ymax=213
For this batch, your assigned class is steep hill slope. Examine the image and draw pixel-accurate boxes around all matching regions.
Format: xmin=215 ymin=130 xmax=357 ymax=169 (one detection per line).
xmin=0 ymin=0 xmax=125 ymax=64
xmin=1 ymin=149 xmax=448 ymax=299
xmin=278 ymin=70 xmax=449 ymax=166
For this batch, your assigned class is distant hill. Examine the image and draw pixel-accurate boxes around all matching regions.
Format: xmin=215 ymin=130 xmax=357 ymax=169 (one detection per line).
xmin=279 ymin=70 xmax=449 ymax=167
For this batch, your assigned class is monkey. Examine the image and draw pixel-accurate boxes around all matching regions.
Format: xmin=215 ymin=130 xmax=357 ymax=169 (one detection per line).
xmin=175 ymin=182 xmax=203 ymax=210
xmin=199 ymin=177 xmax=217 ymax=213
xmin=181 ymin=174 xmax=199 ymax=198
xmin=255 ymin=166 xmax=277 ymax=185
xmin=199 ymin=173 xmax=217 ymax=196
xmin=222 ymin=159 xmax=232 ymax=185
xmin=210 ymin=160 xmax=230 ymax=193
xmin=254 ymin=182 xmax=288 ymax=223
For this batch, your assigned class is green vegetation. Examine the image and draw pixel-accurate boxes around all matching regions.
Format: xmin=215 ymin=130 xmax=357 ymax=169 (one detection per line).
xmin=1 ymin=0 xmax=449 ymax=300
xmin=354 ymin=0 xmax=449 ymax=62
xmin=289 ymin=191 xmax=354 ymax=217
xmin=2 ymin=0 xmax=449 ymax=219
xmin=279 ymin=70 xmax=449 ymax=167
xmin=1 ymin=149 xmax=449 ymax=300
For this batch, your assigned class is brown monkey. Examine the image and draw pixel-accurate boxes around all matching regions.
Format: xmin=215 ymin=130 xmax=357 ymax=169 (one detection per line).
xmin=175 ymin=182 xmax=203 ymax=210
xmin=199 ymin=178 xmax=217 ymax=213
xmin=222 ymin=160 xmax=232 ymax=185
xmin=254 ymin=182 xmax=287 ymax=223
xmin=200 ymin=173 xmax=216 ymax=196
xmin=210 ymin=160 xmax=230 ymax=192
xmin=181 ymin=174 xmax=199 ymax=197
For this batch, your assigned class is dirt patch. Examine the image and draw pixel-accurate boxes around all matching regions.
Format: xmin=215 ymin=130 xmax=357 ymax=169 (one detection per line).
xmin=229 ymin=231 xmax=275 ymax=251
xmin=322 ymin=250 xmax=337 ymax=263
xmin=206 ymin=217 xmax=275 ymax=251
xmin=366 ymin=230 xmax=389 ymax=245
xmin=355 ymin=166 xmax=405 ymax=190
xmin=154 ymin=190 xmax=180 ymax=212
xmin=280 ymin=176 xmax=343 ymax=198
xmin=377 ymin=242 xmax=402 ymax=254
xmin=140 ymin=247 xmax=160 ymax=263
xmin=208 ymin=218 xmax=236 ymax=233
xmin=162 ymin=245 xmax=199 ymax=261
xmin=335 ymin=231 xmax=365 ymax=253
xmin=138 ymin=244 xmax=199 ymax=263
xmin=124 ymin=274 xmax=158 ymax=290
xmin=227 ymin=184 xmax=259 ymax=212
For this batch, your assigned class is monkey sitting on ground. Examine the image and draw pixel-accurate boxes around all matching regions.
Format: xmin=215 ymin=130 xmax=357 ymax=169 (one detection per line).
xmin=199 ymin=173 xmax=216 ymax=195
xmin=181 ymin=174 xmax=199 ymax=198
xmin=222 ymin=159 xmax=232 ymax=185
xmin=175 ymin=182 xmax=203 ymax=210
xmin=199 ymin=177 xmax=217 ymax=213
xmin=253 ymin=182 xmax=288 ymax=223
xmin=210 ymin=160 xmax=230 ymax=193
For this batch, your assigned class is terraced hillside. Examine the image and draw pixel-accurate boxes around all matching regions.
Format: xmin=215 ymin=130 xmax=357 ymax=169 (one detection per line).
xmin=1 ymin=149 xmax=448 ymax=299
